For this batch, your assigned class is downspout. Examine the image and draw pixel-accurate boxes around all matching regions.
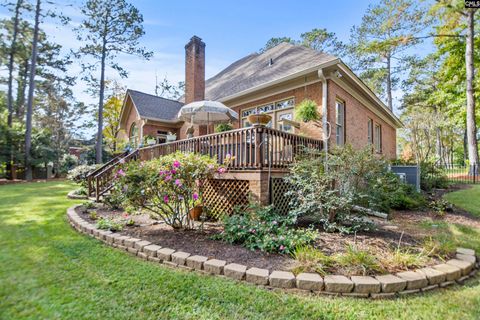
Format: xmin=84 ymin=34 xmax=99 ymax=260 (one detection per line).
xmin=318 ymin=69 xmax=330 ymax=168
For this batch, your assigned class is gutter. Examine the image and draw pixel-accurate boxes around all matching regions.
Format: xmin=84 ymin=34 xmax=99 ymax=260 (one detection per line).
xmin=218 ymin=59 xmax=340 ymax=103
xmin=317 ymin=69 xmax=330 ymax=155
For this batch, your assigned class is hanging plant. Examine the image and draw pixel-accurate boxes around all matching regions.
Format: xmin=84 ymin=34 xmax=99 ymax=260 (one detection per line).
xmin=215 ymin=123 xmax=233 ymax=132
xmin=295 ymin=99 xmax=320 ymax=123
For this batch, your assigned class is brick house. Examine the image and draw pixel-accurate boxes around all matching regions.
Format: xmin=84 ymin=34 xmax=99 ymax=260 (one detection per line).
xmin=118 ymin=36 xmax=401 ymax=158
xmin=107 ymin=36 xmax=402 ymax=211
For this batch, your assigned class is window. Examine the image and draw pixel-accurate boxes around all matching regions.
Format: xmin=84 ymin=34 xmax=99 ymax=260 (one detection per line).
xmin=374 ymin=124 xmax=382 ymax=153
xmin=129 ymin=123 xmax=138 ymax=147
xmin=156 ymin=130 xmax=168 ymax=144
xmin=240 ymin=98 xmax=295 ymax=132
xmin=367 ymin=118 xmax=373 ymax=144
xmin=335 ymin=100 xmax=345 ymax=146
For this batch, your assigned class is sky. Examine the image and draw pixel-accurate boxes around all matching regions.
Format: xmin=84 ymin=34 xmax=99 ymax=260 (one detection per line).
xmin=0 ymin=0 xmax=434 ymax=138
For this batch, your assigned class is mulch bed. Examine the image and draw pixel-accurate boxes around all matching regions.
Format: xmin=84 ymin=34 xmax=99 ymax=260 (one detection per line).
xmin=77 ymin=206 xmax=298 ymax=271
xmin=75 ymin=186 xmax=479 ymax=274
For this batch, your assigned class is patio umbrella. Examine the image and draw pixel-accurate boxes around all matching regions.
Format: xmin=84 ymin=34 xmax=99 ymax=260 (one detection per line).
xmin=177 ymin=100 xmax=239 ymax=134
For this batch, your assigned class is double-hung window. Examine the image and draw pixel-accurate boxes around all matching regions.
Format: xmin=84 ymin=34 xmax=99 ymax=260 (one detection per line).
xmin=335 ymin=100 xmax=345 ymax=146
xmin=367 ymin=118 xmax=373 ymax=145
xmin=374 ymin=124 xmax=382 ymax=153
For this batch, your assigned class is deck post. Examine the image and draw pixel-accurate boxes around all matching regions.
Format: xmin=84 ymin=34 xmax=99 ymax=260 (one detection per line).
xmin=254 ymin=126 xmax=264 ymax=170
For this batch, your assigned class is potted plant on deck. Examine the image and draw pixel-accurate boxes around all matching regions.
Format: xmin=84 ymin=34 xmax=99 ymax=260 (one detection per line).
xmin=144 ymin=135 xmax=156 ymax=146
xmin=247 ymin=113 xmax=272 ymax=126
xmin=166 ymin=132 xmax=177 ymax=142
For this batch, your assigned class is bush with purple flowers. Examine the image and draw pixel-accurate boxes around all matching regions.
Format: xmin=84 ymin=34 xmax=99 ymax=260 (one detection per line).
xmin=117 ymin=151 xmax=227 ymax=229
xmin=213 ymin=204 xmax=318 ymax=254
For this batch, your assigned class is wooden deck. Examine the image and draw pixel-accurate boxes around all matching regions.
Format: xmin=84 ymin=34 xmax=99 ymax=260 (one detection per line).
xmin=87 ymin=125 xmax=323 ymax=202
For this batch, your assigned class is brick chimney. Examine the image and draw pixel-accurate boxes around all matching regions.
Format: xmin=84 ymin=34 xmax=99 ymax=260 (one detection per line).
xmin=185 ymin=36 xmax=205 ymax=104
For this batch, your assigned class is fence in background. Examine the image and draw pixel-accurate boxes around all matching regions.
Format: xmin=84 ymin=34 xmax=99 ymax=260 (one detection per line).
xmin=432 ymin=163 xmax=478 ymax=184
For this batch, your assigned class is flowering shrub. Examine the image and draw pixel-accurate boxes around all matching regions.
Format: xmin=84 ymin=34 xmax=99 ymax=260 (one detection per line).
xmin=213 ymin=205 xmax=318 ymax=254
xmin=67 ymin=164 xmax=98 ymax=188
xmin=118 ymin=151 xmax=228 ymax=229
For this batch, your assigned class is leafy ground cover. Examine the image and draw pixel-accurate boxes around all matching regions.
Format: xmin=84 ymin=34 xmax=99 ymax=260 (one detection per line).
xmin=1 ymin=181 xmax=480 ymax=320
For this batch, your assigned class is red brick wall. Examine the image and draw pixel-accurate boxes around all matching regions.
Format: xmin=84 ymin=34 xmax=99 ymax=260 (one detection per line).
xmin=228 ymin=82 xmax=325 ymax=139
xmin=327 ymin=80 xmax=397 ymax=159
xmin=120 ymin=98 xmax=141 ymax=142
xmin=143 ymin=124 xmax=180 ymax=138
xmin=227 ymin=80 xmax=397 ymax=159
xmin=185 ymin=36 xmax=205 ymax=104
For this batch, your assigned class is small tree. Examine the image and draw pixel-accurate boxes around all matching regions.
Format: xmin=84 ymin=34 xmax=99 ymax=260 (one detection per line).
xmin=75 ymin=0 xmax=153 ymax=164
xmin=103 ymin=81 xmax=126 ymax=153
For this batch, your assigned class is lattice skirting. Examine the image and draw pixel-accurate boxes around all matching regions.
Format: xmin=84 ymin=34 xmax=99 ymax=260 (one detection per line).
xmin=270 ymin=178 xmax=294 ymax=215
xmin=203 ymin=179 xmax=250 ymax=217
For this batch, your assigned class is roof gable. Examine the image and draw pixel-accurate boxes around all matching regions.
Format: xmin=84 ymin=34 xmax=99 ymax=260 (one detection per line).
xmin=127 ymin=90 xmax=184 ymax=122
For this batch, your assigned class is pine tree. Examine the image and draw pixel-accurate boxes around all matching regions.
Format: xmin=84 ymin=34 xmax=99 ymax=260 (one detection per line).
xmin=75 ymin=0 xmax=152 ymax=164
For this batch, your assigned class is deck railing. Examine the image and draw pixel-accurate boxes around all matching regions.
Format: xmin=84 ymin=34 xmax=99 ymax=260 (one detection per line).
xmin=138 ymin=126 xmax=323 ymax=170
xmin=88 ymin=126 xmax=323 ymax=200
xmin=87 ymin=151 xmax=128 ymax=197
xmin=91 ymin=150 xmax=139 ymax=201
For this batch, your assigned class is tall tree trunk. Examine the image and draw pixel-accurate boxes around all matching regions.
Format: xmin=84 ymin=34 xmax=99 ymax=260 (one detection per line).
xmin=16 ymin=59 xmax=29 ymax=119
xmin=6 ymin=0 xmax=23 ymax=180
xmin=24 ymin=0 xmax=41 ymax=181
xmin=465 ymin=9 xmax=479 ymax=173
xmin=7 ymin=0 xmax=22 ymax=127
xmin=96 ymin=46 xmax=107 ymax=164
xmin=433 ymin=105 xmax=443 ymax=165
xmin=386 ymin=53 xmax=393 ymax=111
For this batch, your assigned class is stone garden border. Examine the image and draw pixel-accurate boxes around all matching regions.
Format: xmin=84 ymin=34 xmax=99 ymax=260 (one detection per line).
xmin=67 ymin=190 xmax=88 ymax=200
xmin=67 ymin=205 xmax=479 ymax=299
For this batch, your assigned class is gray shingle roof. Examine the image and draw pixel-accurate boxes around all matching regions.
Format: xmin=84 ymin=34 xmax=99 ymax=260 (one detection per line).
xmin=204 ymin=43 xmax=338 ymax=101
xmin=127 ymin=89 xmax=183 ymax=121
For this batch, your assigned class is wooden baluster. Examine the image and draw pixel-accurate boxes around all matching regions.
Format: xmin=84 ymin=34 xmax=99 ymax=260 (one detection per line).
xmin=255 ymin=126 xmax=264 ymax=169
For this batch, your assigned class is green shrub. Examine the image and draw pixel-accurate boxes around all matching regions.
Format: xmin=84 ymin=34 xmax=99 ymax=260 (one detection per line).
xmin=67 ymin=164 xmax=98 ymax=188
xmin=103 ymin=182 xmax=125 ymax=210
xmin=89 ymin=210 xmax=98 ymax=220
xmin=82 ymin=201 xmax=96 ymax=210
xmin=118 ymin=151 xmax=229 ymax=229
xmin=96 ymin=217 xmax=124 ymax=232
xmin=420 ymin=162 xmax=449 ymax=191
xmin=214 ymin=205 xmax=318 ymax=254
xmin=285 ymin=146 xmax=427 ymax=233
xmin=59 ymin=154 xmax=78 ymax=175
xmin=429 ymin=199 xmax=451 ymax=216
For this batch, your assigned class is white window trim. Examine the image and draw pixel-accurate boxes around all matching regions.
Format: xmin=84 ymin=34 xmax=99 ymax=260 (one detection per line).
xmin=241 ymin=97 xmax=295 ymax=130
xmin=335 ymin=100 xmax=345 ymax=146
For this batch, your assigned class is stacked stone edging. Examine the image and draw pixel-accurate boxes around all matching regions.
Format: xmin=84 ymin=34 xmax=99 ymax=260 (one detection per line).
xmin=67 ymin=190 xmax=88 ymax=200
xmin=67 ymin=205 xmax=479 ymax=299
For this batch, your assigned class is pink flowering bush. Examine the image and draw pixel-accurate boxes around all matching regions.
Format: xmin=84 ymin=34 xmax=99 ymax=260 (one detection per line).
xmin=118 ymin=151 xmax=227 ymax=229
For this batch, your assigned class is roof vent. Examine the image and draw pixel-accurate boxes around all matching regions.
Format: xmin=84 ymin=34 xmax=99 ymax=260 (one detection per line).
xmin=268 ymin=58 xmax=274 ymax=66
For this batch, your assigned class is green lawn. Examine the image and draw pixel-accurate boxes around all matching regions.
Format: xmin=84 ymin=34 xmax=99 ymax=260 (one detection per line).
xmin=1 ymin=182 xmax=480 ymax=320
xmin=444 ymin=185 xmax=480 ymax=217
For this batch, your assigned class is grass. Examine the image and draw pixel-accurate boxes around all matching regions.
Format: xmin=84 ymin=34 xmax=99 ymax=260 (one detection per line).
xmin=0 ymin=181 xmax=480 ymax=319
xmin=444 ymin=185 xmax=480 ymax=217
xmin=334 ymin=245 xmax=383 ymax=275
